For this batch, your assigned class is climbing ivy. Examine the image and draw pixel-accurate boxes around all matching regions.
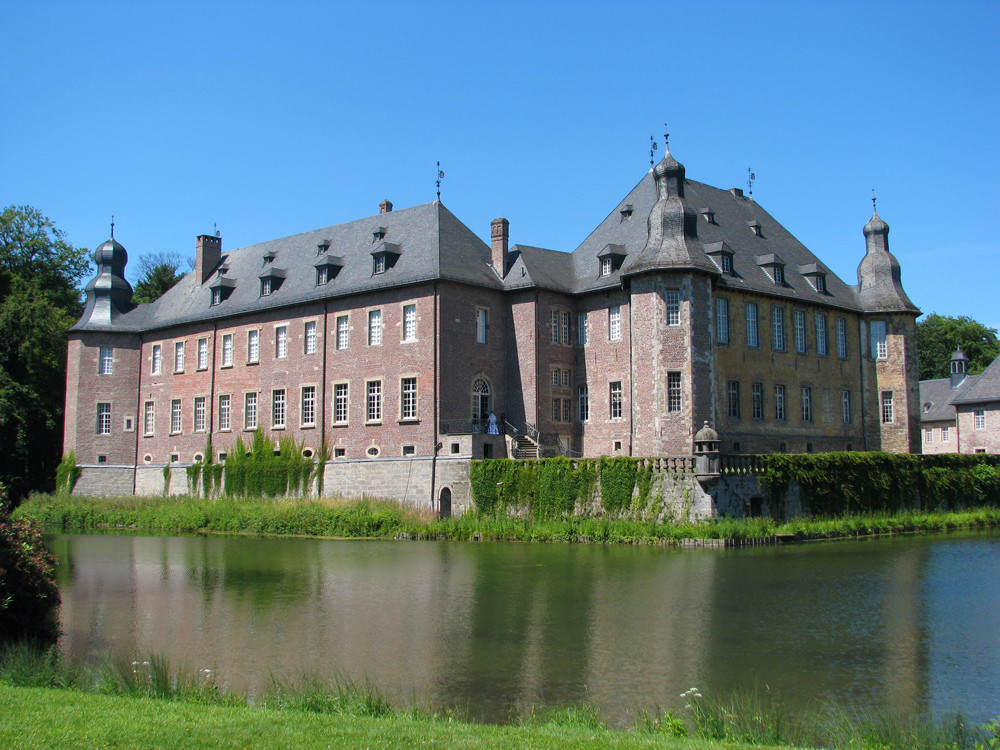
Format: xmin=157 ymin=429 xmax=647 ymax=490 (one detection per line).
xmin=54 ymin=452 xmax=82 ymax=495
xmin=221 ymin=429 xmax=315 ymax=498
xmin=598 ymin=457 xmax=638 ymax=514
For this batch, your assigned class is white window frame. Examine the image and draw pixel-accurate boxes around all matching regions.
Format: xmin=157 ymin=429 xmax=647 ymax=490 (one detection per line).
xmin=366 ymin=380 xmax=382 ymax=423
xmin=96 ymin=402 xmax=112 ymax=435
xmin=244 ymin=392 xmax=258 ymax=431
xmin=578 ymin=384 xmax=589 ymax=422
xmin=668 ymin=372 xmax=682 ymax=412
xmin=301 ymin=386 xmax=316 ymax=427
xmin=925 ymin=427 xmax=933 ymax=444
xmin=197 ymin=338 xmax=208 ymax=370
xmin=476 ymin=307 xmax=488 ymax=344
xmin=143 ymin=401 xmax=155 ymax=436
xmin=794 ymin=311 xmax=807 ymax=354
xmin=247 ymin=329 xmax=260 ymax=364
xmin=368 ymin=309 xmax=382 ymax=346
xmin=218 ymin=394 xmax=231 ymax=431
xmin=752 ymin=382 xmax=764 ymax=421
xmin=836 ymin=317 xmax=848 ymax=359
xmin=170 ymin=399 xmax=182 ymax=434
xmin=304 ymin=321 xmax=317 ymax=355
xmin=550 ymin=310 xmax=560 ymax=344
xmin=716 ymin=297 xmax=730 ymax=345
xmin=174 ymin=341 xmax=185 ymax=373
xmin=151 ymin=344 xmax=162 ymax=375
xmin=881 ymin=391 xmax=894 ymax=424
xmin=609 ymin=305 xmax=622 ymax=341
xmin=815 ymin=315 xmax=828 ymax=356
xmin=746 ymin=303 xmax=759 ymax=348
xmin=772 ymin=307 xmax=786 ymax=352
xmin=801 ymin=387 xmax=812 ymax=423
xmin=402 ymin=304 xmax=417 ymax=342
xmin=577 ymin=312 xmax=588 ymax=347
xmin=272 ymin=389 xmax=286 ymax=429
xmin=610 ymin=381 xmax=623 ymax=420
xmin=870 ymin=321 xmax=888 ymax=360
xmin=775 ymin=384 xmax=786 ymax=421
xmin=333 ymin=382 xmax=349 ymax=425
xmin=275 ymin=325 xmax=288 ymax=359
xmin=942 ymin=426 xmax=950 ymax=442
xmin=337 ymin=315 xmax=350 ymax=350
xmin=221 ymin=333 xmax=233 ymax=367
xmin=194 ymin=396 xmax=207 ymax=432
xmin=98 ymin=346 xmax=113 ymax=375
xmin=665 ymin=290 xmax=680 ymax=326
xmin=400 ymin=377 xmax=417 ymax=421
xmin=560 ymin=311 xmax=570 ymax=345
xmin=975 ymin=410 xmax=986 ymax=430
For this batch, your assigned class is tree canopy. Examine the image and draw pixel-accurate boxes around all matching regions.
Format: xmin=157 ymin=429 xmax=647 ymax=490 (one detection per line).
xmin=0 ymin=206 xmax=90 ymax=504
xmin=917 ymin=313 xmax=1000 ymax=381
xmin=132 ymin=252 xmax=187 ymax=304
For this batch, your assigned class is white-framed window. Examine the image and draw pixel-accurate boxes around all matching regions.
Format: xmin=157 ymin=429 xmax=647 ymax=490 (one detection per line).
xmin=601 ymin=257 xmax=612 ymax=276
xmin=752 ymin=382 xmax=764 ymax=420
xmin=471 ymin=378 xmax=491 ymax=423
xmin=881 ymin=391 xmax=894 ymax=424
xmin=610 ymin=381 xmax=623 ymax=419
xmin=727 ymin=381 xmax=741 ymax=420
xmin=609 ymin=305 xmax=622 ymax=341
xmin=272 ymin=389 xmax=286 ymax=428
xmin=550 ymin=310 xmax=560 ymax=344
xmin=794 ymin=311 xmax=807 ymax=354
xmin=96 ymin=402 xmax=111 ymax=435
xmin=716 ymin=297 xmax=730 ymax=345
xmin=560 ymin=311 xmax=570 ymax=345
xmin=98 ymin=346 xmax=113 ymax=375
xmin=151 ymin=344 xmax=162 ymax=375
xmin=244 ymin=392 xmax=258 ymax=430
xmin=333 ymin=383 xmax=349 ymax=424
xmin=870 ymin=321 xmax=888 ymax=360
xmin=275 ymin=325 xmax=288 ymax=359
xmin=925 ymin=427 xmax=934 ymax=443
xmin=975 ymin=410 xmax=986 ymax=430
xmin=194 ymin=396 xmax=206 ymax=432
xmin=143 ymin=401 xmax=155 ymax=435
xmin=942 ymin=426 xmax=950 ymax=442
xmin=260 ymin=277 xmax=272 ymax=297
xmin=221 ymin=334 xmax=233 ymax=367
xmin=373 ymin=254 xmax=386 ymax=275
xmin=775 ymin=384 xmax=786 ymax=421
xmin=836 ymin=317 xmax=848 ymax=359
xmin=336 ymin=315 xmax=349 ymax=350
xmin=816 ymin=275 xmax=827 ymax=293
xmin=368 ymin=310 xmax=382 ymax=346
xmin=476 ymin=307 xmax=488 ymax=344
xmin=218 ymin=394 xmax=231 ymax=431
xmin=746 ymin=303 xmax=759 ymax=348
xmin=578 ymin=385 xmax=589 ymax=422
xmin=577 ymin=312 xmax=588 ymax=346
xmin=841 ymin=390 xmax=851 ymax=424
xmin=402 ymin=304 xmax=417 ymax=341
xmin=317 ymin=266 xmax=329 ymax=286
xmin=174 ymin=341 xmax=185 ymax=373
xmin=815 ymin=315 xmax=828 ymax=356
xmin=551 ymin=368 xmax=561 ymax=388
xmin=170 ymin=399 xmax=182 ymax=434
xmin=304 ymin=321 xmax=317 ymax=355
xmin=665 ymin=290 xmax=680 ymax=326
xmin=801 ymin=387 xmax=812 ymax=423
xmin=774 ymin=265 xmax=785 ymax=285
xmin=772 ymin=307 xmax=786 ymax=352
xmin=721 ymin=255 xmax=733 ymax=274
xmin=197 ymin=338 xmax=208 ymax=370
xmin=248 ymin=329 xmax=260 ymax=364
xmin=367 ymin=380 xmax=382 ymax=423
xmin=301 ymin=386 xmax=316 ymax=427
xmin=668 ymin=372 xmax=682 ymax=412
xmin=400 ymin=377 xmax=417 ymax=420
xmin=211 ymin=288 xmax=222 ymax=306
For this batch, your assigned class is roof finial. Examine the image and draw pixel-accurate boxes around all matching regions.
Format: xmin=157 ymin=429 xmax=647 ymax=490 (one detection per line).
xmin=663 ymin=123 xmax=669 ymax=150
xmin=110 ymin=215 xmax=115 ymax=239
xmin=872 ymin=188 xmax=877 ymax=213
xmin=649 ymin=135 xmax=658 ymax=167
xmin=436 ymin=161 xmax=444 ymax=201
xmin=747 ymin=168 xmax=755 ymax=199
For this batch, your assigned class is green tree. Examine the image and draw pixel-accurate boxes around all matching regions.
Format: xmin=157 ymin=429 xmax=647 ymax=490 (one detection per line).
xmin=917 ymin=313 xmax=1000 ymax=381
xmin=0 ymin=206 xmax=90 ymax=504
xmin=132 ymin=252 xmax=187 ymax=304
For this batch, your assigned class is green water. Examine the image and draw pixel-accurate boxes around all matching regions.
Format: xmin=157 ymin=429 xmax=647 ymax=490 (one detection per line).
xmin=45 ymin=531 xmax=1000 ymax=724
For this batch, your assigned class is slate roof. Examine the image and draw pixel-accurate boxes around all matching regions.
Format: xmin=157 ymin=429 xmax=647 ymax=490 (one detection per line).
xmin=918 ymin=376 xmax=979 ymax=423
xmin=953 ymin=355 xmax=1000 ymax=405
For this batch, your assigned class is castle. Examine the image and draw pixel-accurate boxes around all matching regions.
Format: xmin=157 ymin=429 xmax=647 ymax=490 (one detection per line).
xmin=63 ymin=137 xmax=921 ymax=513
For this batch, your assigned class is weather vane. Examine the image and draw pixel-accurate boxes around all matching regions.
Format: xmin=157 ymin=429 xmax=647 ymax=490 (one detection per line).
xmin=872 ymin=188 xmax=877 ymax=212
xmin=664 ymin=123 xmax=669 ymax=148
xmin=649 ymin=135 xmax=657 ymax=167
xmin=436 ymin=162 xmax=444 ymax=201
xmin=747 ymin=168 xmax=756 ymax=199
xmin=110 ymin=215 xmax=115 ymax=239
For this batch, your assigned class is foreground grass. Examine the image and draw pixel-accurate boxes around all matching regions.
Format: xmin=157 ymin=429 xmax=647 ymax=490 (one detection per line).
xmin=14 ymin=493 xmax=1000 ymax=545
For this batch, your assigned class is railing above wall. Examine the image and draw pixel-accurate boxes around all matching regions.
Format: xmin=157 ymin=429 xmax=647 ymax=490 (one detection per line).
xmin=720 ymin=454 xmax=767 ymax=475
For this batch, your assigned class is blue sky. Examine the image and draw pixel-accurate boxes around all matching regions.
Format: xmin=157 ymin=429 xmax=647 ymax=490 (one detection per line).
xmin=3 ymin=1 xmax=999 ymax=330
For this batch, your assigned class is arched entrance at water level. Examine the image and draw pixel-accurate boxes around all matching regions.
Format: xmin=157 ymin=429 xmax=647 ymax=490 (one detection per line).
xmin=438 ymin=487 xmax=452 ymax=519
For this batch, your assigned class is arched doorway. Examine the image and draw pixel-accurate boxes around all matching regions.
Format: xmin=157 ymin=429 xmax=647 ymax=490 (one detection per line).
xmin=438 ymin=487 xmax=452 ymax=519
xmin=471 ymin=378 xmax=491 ymax=429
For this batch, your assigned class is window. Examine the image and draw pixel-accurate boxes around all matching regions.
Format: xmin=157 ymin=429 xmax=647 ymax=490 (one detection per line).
xmin=836 ymin=318 xmax=848 ymax=359
xmin=401 ymin=377 xmax=417 ymax=420
xmin=124 ymin=416 xmax=134 ymax=432
xmin=578 ymin=385 xmax=589 ymax=422
xmin=261 ymin=277 xmax=272 ymax=296
xmin=815 ymin=315 xmax=828 ymax=356
xmin=170 ymin=399 xmax=182 ymax=434
xmin=402 ymin=445 xmax=415 ymax=457
xmin=601 ymin=257 xmax=612 ymax=276
xmin=174 ymin=341 xmax=185 ymax=372
xmin=221 ymin=334 xmax=233 ymax=367
xmin=752 ymin=382 xmax=764 ymax=420
xmin=774 ymin=265 xmax=785 ymax=285
xmin=562 ymin=398 xmax=572 ymax=423
xmin=881 ymin=391 xmax=894 ymax=424
xmin=794 ymin=311 xmax=807 ymax=354
xmin=248 ymin=329 xmax=260 ymax=364
xmin=211 ymin=288 xmax=222 ymax=306
xmin=925 ymin=427 xmax=933 ymax=443
xmin=550 ymin=310 xmax=560 ymax=344
xmin=403 ymin=304 xmax=417 ymax=341
xmin=668 ymin=372 xmax=682 ymax=412
xmin=870 ymin=321 xmax=888 ymax=360
xmin=334 ymin=447 xmax=347 ymax=458
xmin=560 ymin=311 xmax=570 ymax=345
xmin=942 ymin=426 xmax=950 ymax=442
xmin=746 ymin=303 xmax=759 ymax=348
xmin=193 ymin=397 xmax=206 ymax=432
xmin=304 ymin=321 xmax=317 ymax=355
xmin=218 ymin=394 xmax=231 ymax=431
xmin=272 ymin=389 xmax=286 ymax=428
xmin=609 ymin=305 xmax=622 ymax=341
xmin=771 ymin=307 xmax=786 ymax=351
xmin=368 ymin=310 xmax=382 ymax=346
xmin=562 ymin=369 xmax=571 ymax=387
xmin=727 ymin=381 xmax=741 ymax=420
xmin=151 ymin=344 xmax=162 ymax=375
xmin=551 ymin=368 xmax=560 ymax=387
xmin=96 ymin=402 xmax=111 ymax=434
xmin=244 ymin=392 xmax=258 ymax=430
xmin=275 ymin=326 xmax=288 ymax=359
xmin=317 ymin=266 xmax=329 ymax=285
xmin=801 ymin=387 xmax=812 ymax=423
xmin=552 ymin=398 xmax=562 ymax=422
xmin=471 ymin=378 xmax=491 ymax=423
xmin=665 ymin=290 xmax=680 ymax=325
xmin=975 ymin=410 xmax=986 ymax=430
xmin=99 ymin=346 xmax=113 ymax=375
xmin=721 ymin=255 xmax=733 ymax=274
xmin=476 ymin=308 xmax=488 ymax=344
xmin=373 ymin=254 xmax=386 ymax=274
xmin=367 ymin=380 xmax=382 ymax=422
xmin=775 ymin=385 xmax=786 ymax=421
xmin=197 ymin=338 xmax=208 ymax=370
xmin=610 ymin=381 xmax=623 ymax=419
xmin=334 ymin=383 xmax=349 ymax=424
xmin=577 ymin=312 xmax=588 ymax=346
xmin=336 ymin=315 xmax=349 ymax=350
xmin=301 ymin=386 xmax=316 ymax=426
xmin=841 ymin=390 xmax=851 ymax=424
xmin=716 ymin=298 xmax=730 ymax=345
xmin=143 ymin=401 xmax=155 ymax=435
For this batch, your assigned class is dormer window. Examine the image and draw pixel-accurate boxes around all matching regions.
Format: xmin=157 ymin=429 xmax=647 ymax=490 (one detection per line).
xmin=261 ymin=277 xmax=272 ymax=296
xmin=756 ymin=253 xmax=786 ymax=286
xmin=748 ymin=220 xmax=763 ymax=237
xmin=816 ymin=276 xmax=826 ymax=293
xmin=317 ymin=266 xmax=329 ymax=285
xmin=773 ymin=265 xmax=784 ymax=285
xmin=314 ymin=254 xmax=343 ymax=286
xmin=597 ymin=244 xmax=626 ymax=277
xmin=316 ymin=239 xmax=331 ymax=256
xmin=704 ymin=242 xmax=735 ymax=276
xmin=373 ymin=254 xmax=386 ymax=274
xmin=211 ymin=288 xmax=222 ymax=306
xmin=619 ymin=204 xmax=634 ymax=222
xmin=370 ymin=242 xmax=401 ymax=275
xmin=797 ymin=263 xmax=829 ymax=294
xmin=372 ymin=226 xmax=387 ymax=242
xmin=721 ymin=255 xmax=733 ymax=274
xmin=258 ymin=267 xmax=286 ymax=297
xmin=700 ymin=207 xmax=716 ymax=224
xmin=263 ymin=251 xmax=276 ymax=265
xmin=601 ymin=257 xmax=612 ymax=276
xmin=208 ymin=276 xmax=235 ymax=306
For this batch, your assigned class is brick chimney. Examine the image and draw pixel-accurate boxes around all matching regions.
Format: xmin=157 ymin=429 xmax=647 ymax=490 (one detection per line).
xmin=379 ymin=200 xmax=393 ymax=214
xmin=490 ymin=218 xmax=509 ymax=278
xmin=196 ymin=234 xmax=222 ymax=284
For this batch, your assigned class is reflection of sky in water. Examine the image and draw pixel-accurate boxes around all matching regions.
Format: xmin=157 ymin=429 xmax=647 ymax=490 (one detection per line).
xmin=46 ymin=531 xmax=1000 ymax=724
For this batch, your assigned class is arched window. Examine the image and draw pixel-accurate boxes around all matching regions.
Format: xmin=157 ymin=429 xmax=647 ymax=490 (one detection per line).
xmin=471 ymin=378 xmax=491 ymax=426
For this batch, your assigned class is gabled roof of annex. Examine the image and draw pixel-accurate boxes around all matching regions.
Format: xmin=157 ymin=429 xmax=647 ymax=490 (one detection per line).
xmin=952 ymin=355 xmax=1000 ymax=406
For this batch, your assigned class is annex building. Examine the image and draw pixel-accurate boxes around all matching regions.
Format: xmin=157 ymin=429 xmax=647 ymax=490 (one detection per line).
xmin=920 ymin=350 xmax=1000 ymax=454
xmin=64 ymin=137 xmax=922 ymax=512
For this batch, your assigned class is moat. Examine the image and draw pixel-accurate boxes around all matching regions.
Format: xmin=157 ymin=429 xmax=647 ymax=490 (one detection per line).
xmin=45 ymin=530 xmax=1000 ymax=724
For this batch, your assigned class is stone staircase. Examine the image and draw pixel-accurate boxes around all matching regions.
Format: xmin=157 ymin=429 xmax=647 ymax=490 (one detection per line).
xmin=512 ymin=435 xmax=539 ymax=459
